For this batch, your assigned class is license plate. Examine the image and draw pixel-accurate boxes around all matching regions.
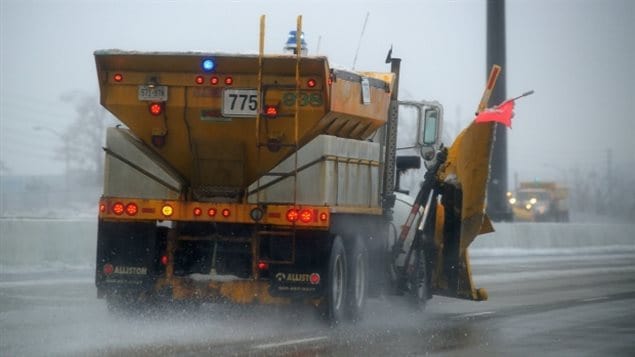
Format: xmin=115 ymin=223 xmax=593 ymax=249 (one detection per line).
xmin=138 ymin=85 xmax=168 ymax=101
xmin=222 ymin=89 xmax=258 ymax=117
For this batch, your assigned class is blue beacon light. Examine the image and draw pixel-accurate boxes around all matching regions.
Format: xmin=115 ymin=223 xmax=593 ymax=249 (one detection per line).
xmin=202 ymin=58 xmax=215 ymax=72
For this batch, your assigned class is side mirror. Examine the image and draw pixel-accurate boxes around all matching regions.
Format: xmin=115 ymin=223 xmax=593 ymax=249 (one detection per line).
xmin=419 ymin=107 xmax=440 ymax=147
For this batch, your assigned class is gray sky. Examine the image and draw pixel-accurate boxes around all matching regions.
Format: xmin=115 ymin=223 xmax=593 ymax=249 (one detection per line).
xmin=1 ymin=0 xmax=634 ymax=186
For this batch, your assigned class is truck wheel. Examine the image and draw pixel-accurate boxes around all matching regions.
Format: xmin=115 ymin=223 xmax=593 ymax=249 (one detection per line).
xmin=346 ymin=237 xmax=368 ymax=322
xmin=409 ymin=247 xmax=428 ymax=310
xmin=326 ymin=236 xmax=347 ymax=325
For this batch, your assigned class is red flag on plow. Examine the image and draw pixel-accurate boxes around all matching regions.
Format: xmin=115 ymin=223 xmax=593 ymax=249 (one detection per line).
xmin=475 ymin=99 xmax=515 ymax=128
xmin=474 ymin=90 xmax=534 ymax=128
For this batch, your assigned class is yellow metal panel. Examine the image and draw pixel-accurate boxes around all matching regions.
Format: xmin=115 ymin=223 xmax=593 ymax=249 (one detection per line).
xmin=430 ymin=120 xmax=496 ymax=301
xmin=439 ymin=121 xmax=495 ymax=255
xmin=96 ymin=52 xmax=393 ymax=194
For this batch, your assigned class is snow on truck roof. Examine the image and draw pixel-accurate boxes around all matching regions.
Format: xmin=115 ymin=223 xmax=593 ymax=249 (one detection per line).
xmin=93 ymin=49 xmax=329 ymax=61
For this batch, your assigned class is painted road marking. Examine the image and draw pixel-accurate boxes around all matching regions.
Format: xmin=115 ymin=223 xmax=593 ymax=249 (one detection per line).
xmin=453 ymin=311 xmax=495 ymax=319
xmin=253 ymin=336 xmax=328 ymax=350
xmin=582 ymin=296 xmax=609 ymax=302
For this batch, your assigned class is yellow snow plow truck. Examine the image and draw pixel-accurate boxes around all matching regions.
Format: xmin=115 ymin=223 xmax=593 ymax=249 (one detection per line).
xmin=95 ymin=16 xmax=497 ymax=323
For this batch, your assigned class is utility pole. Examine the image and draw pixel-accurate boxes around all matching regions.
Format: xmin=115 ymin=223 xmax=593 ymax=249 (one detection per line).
xmin=486 ymin=0 xmax=511 ymax=221
xmin=607 ymin=148 xmax=613 ymax=213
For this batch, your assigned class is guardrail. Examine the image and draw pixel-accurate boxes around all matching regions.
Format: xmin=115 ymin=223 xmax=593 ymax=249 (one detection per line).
xmin=1 ymin=219 xmax=633 ymax=271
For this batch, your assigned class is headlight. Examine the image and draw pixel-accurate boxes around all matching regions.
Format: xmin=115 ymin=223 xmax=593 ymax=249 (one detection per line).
xmin=509 ymin=197 xmax=517 ymax=205
xmin=530 ymin=198 xmax=537 ymax=204
xmin=525 ymin=203 xmax=532 ymax=210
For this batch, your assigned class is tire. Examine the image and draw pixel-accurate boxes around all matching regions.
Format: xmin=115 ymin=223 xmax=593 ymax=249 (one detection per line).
xmin=346 ymin=237 xmax=368 ymax=322
xmin=408 ymin=247 xmax=428 ymax=310
xmin=326 ymin=236 xmax=347 ymax=325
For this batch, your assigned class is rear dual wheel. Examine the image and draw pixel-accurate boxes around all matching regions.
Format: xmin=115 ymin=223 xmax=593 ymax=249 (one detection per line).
xmin=326 ymin=236 xmax=347 ymax=324
xmin=325 ymin=236 xmax=369 ymax=325
xmin=346 ymin=237 xmax=368 ymax=322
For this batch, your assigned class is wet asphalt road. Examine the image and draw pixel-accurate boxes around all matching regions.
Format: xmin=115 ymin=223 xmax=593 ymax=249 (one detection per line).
xmin=1 ymin=251 xmax=634 ymax=356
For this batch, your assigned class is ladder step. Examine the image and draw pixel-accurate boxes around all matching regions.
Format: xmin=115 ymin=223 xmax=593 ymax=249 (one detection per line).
xmin=257 ymin=231 xmax=295 ymax=236
xmin=262 ymin=172 xmax=296 ymax=177
xmin=257 ymin=143 xmax=298 ymax=148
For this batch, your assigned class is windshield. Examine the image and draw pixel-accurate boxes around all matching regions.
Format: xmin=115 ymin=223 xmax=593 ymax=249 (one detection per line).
xmin=517 ymin=190 xmax=550 ymax=201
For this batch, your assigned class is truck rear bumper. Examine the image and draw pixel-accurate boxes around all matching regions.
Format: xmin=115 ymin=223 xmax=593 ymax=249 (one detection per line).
xmin=156 ymin=276 xmax=292 ymax=305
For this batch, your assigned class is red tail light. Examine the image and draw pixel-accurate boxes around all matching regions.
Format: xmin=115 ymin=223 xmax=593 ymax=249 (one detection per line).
xmin=264 ymin=105 xmax=278 ymax=118
xmin=99 ymin=203 xmax=106 ymax=213
xmin=208 ymin=208 xmax=217 ymax=217
xmin=224 ymin=76 xmax=233 ymax=85
xmin=195 ymin=75 xmax=204 ymax=84
xmin=113 ymin=73 xmax=123 ymax=82
xmin=160 ymin=255 xmax=169 ymax=266
xmin=299 ymin=209 xmax=313 ymax=223
xmin=149 ymin=102 xmax=163 ymax=116
xmin=257 ymin=261 xmax=269 ymax=270
xmin=125 ymin=203 xmax=138 ymax=216
xmin=222 ymin=208 xmax=231 ymax=218
xmin=193 ymin=207 xmax=202 ymax=216
xmin=286 ymin=209 xmax=299 ymax=222
xmin=307 ymin=78 xmax=316 ymax=88
xmin=319 ymin=212 xmax=328 ymax=222
xmin=112 ymin=202 xmax=124 ymax=215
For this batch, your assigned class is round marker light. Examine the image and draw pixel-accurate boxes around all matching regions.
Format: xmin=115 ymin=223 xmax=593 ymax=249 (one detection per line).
xmin=99 ymin=203 xmax=106 ymax=213
xmin=149 ymin=102 xmax=163 ymax=116
xmin=307 ymin=78 xmax=316 ymax=88
xmin=299 ymin=209 xmax=313 ymax=223
xmin=257 ymin=261 xmax=269 ymax=270
xmin=224 ymin=76 xmax=233 ymax=85
xmin=112 ymin=202 xmax=124 ymax=215
xmin=125 ymin=202 xmax=138 ymax=216
xmin=250 ymin=207 xmax=264 ymax=222
xmin=193 ymin=207 xmax=202 ymax=216
xmin=207 ymin=208 xmax=217 ymax=217
xmin=195 ymin=75 xmax=204 ymax=84
xmin=202 ymin=58 xmax=215 ymax=72
xmin=222 ymin=208 xmax=231 ymax=218
xmin=113 ymin=73 xmax=123 ymax=82
xmin=162 ymin=205 xmax=174 ymax=217
xmin=319 ymin=212 xmax=328 ymax=222
xmin=286 ymin=209 xmax=299 ymax=222
xmin=160 ymin=255 xmax=169 ymax=266
xmin=210 ymin=76 xmax=219 ymax=85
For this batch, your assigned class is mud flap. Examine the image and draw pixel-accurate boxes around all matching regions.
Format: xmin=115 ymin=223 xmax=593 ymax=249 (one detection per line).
xmin=96 ymin=220 xmax=164 ymax=297
xmin=430 ymin=120 xmax=496 ymax=301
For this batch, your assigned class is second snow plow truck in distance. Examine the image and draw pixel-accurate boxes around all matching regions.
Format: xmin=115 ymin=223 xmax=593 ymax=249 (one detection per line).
xmin=95 ymin=16 xmax=498 ymax=323
xmin=510 ymin=181 xmax=570 ymax=222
